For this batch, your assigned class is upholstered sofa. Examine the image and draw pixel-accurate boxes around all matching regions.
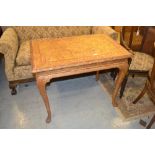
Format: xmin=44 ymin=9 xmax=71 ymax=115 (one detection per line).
xmin=0 ymin=26 xmax=118 ymax=95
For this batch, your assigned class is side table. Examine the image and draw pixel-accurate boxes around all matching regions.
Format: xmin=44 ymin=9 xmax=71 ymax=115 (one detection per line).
xmin=31 ymin=34 xmax=132 ymax=123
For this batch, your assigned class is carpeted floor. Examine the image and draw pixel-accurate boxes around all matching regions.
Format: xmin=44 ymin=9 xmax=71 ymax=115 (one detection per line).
xmin=99 ymin=71 xmax=155 ymax=121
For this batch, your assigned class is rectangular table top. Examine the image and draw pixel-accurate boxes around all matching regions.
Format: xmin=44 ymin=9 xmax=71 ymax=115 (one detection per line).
xmin=31 ymin=34 xmax=132 ymax=73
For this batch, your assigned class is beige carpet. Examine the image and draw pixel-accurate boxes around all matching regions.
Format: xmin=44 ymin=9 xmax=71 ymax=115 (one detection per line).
xmin=99 ymin=71 xmax=155 ymax=121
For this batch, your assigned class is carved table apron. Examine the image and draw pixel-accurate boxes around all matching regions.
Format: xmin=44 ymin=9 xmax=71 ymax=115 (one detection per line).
xmin=31 ymin=34 xmax=132 ymax=123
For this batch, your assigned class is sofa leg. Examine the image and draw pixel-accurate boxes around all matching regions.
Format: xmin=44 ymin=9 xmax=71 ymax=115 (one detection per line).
xmin=9 ymin=82 xmax=17 ymax=95
xmin=11 ymin=87 xmax=17 ymax=95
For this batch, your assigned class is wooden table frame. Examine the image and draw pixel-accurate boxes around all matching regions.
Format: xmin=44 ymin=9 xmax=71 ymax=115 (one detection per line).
xmin=31 ymin=34 xmax=131 ymax=123
xmin=36 ymin=60 xmax=128 ymax=123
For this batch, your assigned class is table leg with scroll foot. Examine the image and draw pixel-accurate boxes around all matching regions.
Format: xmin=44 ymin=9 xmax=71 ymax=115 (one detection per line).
xmin=112 ymin=63 xmax=129 ymax=107
xmin=36 ymin=76 xmax=52 ymax=123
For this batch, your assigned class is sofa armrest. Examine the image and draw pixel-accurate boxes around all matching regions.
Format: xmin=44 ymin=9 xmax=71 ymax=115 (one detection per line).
xmin=92 ymin=26 xmax=118 ymax=41
xmin=0 ymin=28 xmax=19 ymax=81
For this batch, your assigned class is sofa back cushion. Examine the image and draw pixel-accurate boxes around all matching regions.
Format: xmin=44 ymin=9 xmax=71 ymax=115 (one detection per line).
xmin=8 ymin=26 xmax=91 ymax=43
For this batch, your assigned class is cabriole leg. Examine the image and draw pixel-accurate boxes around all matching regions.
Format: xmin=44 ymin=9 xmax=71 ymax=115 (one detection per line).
xmin=36 ymin=76 xmax=51 ymax=123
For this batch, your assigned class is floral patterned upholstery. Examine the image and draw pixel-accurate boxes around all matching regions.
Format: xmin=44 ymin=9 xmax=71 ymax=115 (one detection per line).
xmin=0 ymin=28 xmax=18 ymax=81
xmin=129 ymin=51 xmax=154 ymax=71
xmin=0 ymin=26 xmax=118 ymax=82
xmin=14 ymin=66 xmax=32 ymax=80
xmin=92 ymin=26 xmax=118 ymax=41
xmin=16 ymin=41 xmax=31 ymax=66
xmin=5 ymin=26 xmax=92 ymax=44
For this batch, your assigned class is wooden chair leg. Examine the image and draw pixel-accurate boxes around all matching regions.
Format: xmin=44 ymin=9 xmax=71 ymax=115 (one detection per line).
xmin=146 ymin=114 xmax=155 ymax=129
xmin=110 ymin=69 xmax=115 ymax=78
xmin=133 ymin=82 xmax=147 ymax=104
xmin=96 ymin=71 xmax=99 ymax=81
xmin=119 ymin=75 xmax=128 ymax=98
xmin=113 ymin=69 xmax=118 ymax=80
xmin=110 ymin=69 xmax=118 ymax=80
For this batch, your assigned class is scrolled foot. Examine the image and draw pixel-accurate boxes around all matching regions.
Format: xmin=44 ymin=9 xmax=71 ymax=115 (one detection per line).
xmin=112 ymin=100 xmax=118 ymax=107
xmin=46 ymin=115 xmax=51 ymax=123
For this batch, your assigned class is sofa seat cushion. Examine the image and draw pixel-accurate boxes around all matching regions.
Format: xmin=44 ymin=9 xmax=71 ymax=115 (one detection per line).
xmin=16 ymin=41 xmax=31 ymax=66
xmin=14 ymin=65 xmax=33 ymax=80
